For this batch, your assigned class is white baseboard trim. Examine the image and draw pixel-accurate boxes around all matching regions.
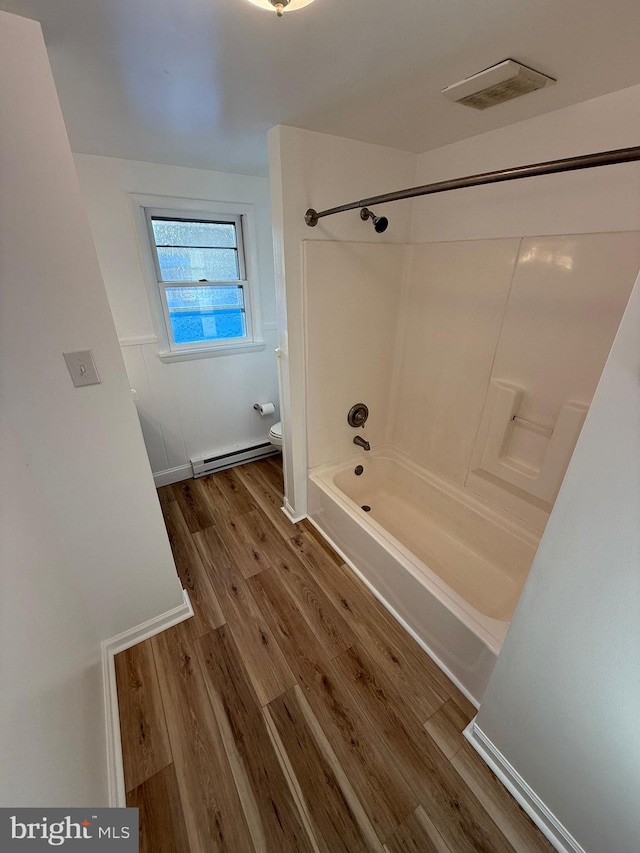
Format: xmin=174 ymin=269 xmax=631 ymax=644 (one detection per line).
xmin=305 ymin=516 xmax=479 ymax=711
xmin=102 ymin=589 xmax=194 ymax=807
xmin=153 ymin=464 xmax=193 ymax=487
xmin=281 ymin=500 xmax=306 ymax=524
xmin=464 ymin=720 xmax=585 ymax=853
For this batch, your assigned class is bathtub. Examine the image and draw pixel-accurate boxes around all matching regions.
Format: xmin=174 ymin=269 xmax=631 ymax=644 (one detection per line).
xmin=307 ymin=446 xmax=540 ymax=704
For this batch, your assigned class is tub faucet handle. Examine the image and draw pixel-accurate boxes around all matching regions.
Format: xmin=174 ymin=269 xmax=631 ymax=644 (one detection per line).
xmin=347 ymin=403 xmax=369 ymax=428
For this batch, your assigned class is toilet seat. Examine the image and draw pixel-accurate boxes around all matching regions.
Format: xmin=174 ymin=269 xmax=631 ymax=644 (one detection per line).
xmin=268 ymin=421 xmax=283 ymax=448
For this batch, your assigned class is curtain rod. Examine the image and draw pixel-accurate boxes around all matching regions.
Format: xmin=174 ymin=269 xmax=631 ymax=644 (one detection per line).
xmin=304 ymin=144 xmax=640 ymax=227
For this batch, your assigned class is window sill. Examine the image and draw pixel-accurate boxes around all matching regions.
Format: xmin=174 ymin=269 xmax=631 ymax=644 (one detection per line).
xmin=158 ymin=340 xmax=266 ymax=363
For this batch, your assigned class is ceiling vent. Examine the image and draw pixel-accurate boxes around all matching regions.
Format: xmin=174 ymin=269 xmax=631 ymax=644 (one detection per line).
xmin=442 ymin=59 xmax=556 ymax=110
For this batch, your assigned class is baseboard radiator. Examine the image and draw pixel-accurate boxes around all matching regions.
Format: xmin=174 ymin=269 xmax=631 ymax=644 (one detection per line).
xmin=191 ymin=442 xmax=279 ymax=478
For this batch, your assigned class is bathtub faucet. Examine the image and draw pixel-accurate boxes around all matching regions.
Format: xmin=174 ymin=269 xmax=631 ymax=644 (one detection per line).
xmin=353 ymin=435 xmax=370 ymax=451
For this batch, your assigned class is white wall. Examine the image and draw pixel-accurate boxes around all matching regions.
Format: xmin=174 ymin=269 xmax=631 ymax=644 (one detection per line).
xmin=74 ymin=154 xmax=280 ymax=482
xmin=268 ymin=125 xmax=417 ymax=516
xmin=0 ymin=10 xmax=183 ymax=805
xmin=475 ymin=271 xmax=640 ymax=853
xmin=412 ymin=82 xmax=640 ymax=243
xmin=1 ymin=426 xmax=107 ymax=806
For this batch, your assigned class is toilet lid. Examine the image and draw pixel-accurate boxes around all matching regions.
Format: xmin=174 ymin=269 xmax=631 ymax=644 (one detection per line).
xmin=269 ymin=421 xmax=282 ymax=439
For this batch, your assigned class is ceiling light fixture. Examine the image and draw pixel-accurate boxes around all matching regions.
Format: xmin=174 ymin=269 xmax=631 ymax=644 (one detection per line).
xmin=246 ymin=0 xmax=314 ymax=17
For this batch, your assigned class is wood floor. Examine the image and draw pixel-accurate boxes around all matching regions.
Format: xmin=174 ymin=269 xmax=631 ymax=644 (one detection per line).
xmin=115 ymin=457 xmax=554 ymax=853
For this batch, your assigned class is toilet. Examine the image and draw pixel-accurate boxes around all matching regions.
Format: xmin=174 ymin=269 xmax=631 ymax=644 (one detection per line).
xmin=268 ymin=421 xmax=283 ymax=448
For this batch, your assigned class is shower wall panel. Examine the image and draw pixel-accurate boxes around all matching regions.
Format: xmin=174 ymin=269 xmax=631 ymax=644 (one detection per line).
xmin=390 ymin=239 xmax=520 ymax=484
xmin=467 ymin=232 xmax=640 ymax=525
xmin=305 ymin=240 xmax=407 ymax=469
xmin=393 ymin=233 xmax=640 ymax=528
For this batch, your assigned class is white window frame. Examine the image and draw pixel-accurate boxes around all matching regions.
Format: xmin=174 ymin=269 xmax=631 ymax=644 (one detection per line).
xmin=130 ymin=194 xmax=265 ymax=362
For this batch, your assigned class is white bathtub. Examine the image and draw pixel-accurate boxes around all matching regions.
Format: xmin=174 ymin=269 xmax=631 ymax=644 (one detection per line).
xmin=307 ymin=447 xmax=540 ymax=704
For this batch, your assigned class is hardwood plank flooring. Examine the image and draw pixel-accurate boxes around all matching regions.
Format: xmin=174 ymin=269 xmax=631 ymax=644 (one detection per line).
xmin=289 ymin=532 xmax=451 ymax=719
xmin=172 ymin=479 xmax=217 ymax=533
xmin=384 ymin=806 xmax=451 ymax=853
xmin=195 ymin=525 xmax=298 ymax=706
xmin=329 ymin=646 xmax=513 ymax=853
xmin=115 ymin=638 xmax=172 ymax=793
xmin=252 ymin=547 xmax=357 ymax=663
xmin=451 ymin=744 xmax=555 ymax=853
xmin=212 ymin=468 xmax=258 ymax=516
xmin=196 ymin=627 xmax=313 ymax=853
xmin=198 ymin=467 xmax=255 ymax=524
xmin=116 ymin=456 xmax=553 ymax=852
xmin=164 ymin=501 xmax=225 ymax=639
xmin=424 ymin=698 xmax=475 ymax=761
xmin=151 ymin=625 xmax=254 ymax=853
xmin=291 ymin=644 xmax=419 ymax=842
xmin=156 ymin=483 xmax=176 ymax=510
xmin=249 ymin=567 xmax=349 ymax=673
xmin=234 ymin=462 xmax=303 ymax=541
xmin=127 ymin=765 xmax=190 ymax=853
xmin=266 ymin=685 xmax=381 ymax=853
xmin=219 ymin=510 xmax=276 ymax=578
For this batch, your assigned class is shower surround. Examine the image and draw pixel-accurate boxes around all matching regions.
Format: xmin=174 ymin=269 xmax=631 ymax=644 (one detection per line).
xmin=304 ymin=234 xmax=639 ymax=702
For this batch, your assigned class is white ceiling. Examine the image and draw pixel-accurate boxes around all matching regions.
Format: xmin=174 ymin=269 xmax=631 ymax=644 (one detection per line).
xmin=2 ymin=0 xmax=640 ymax=176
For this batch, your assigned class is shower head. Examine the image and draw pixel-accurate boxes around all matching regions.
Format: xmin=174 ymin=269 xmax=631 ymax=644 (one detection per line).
xmin=360 ymin=208 xmax=389 ymax=233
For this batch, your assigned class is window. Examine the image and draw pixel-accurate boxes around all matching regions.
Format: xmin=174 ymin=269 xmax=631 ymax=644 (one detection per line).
xmin=144 ymin=207 xmax=261 ymax=358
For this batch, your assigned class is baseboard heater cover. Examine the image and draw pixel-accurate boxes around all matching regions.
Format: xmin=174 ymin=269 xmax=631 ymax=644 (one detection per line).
xmin=191 ymin=442 xmax=279 ymax=477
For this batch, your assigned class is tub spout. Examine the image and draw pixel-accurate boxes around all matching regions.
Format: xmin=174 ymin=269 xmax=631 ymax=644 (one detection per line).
xmin=353 ymin=435 xmax=370 ymax=451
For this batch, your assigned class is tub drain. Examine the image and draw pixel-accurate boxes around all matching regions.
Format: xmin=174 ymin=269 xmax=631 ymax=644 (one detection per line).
xmin=361 ymin=505 xmax=371 ymax=512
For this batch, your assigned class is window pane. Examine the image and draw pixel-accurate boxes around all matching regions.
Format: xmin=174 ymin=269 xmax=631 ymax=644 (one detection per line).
xmin=166 ymin=286 xmax=246 ymax=344
xmin=156 ymin=247 xmax=239 ymax=282
xmin=165 ymin=286 xmax=242 ymax=310
xmin=151 ymin=219 xmax=237 ymax=249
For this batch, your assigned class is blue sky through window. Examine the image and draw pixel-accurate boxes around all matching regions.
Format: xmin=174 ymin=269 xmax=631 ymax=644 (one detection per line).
xmin=166 ymin=285 xmax=246 ymax=344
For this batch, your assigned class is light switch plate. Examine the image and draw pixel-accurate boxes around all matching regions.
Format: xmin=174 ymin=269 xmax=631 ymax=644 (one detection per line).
xmin=63 ymin=350 xmax=101 ymax=387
